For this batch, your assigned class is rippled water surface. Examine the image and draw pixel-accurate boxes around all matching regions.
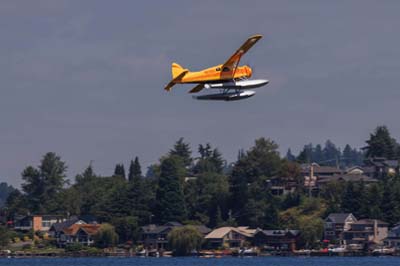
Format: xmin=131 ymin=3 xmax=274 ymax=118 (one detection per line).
xmin=1 ymin=257 xmax=400 ymax=266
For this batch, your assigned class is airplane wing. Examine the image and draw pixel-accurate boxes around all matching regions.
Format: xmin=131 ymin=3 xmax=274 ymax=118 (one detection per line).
xmin=222 ymin=34 xmax=263 ymax=74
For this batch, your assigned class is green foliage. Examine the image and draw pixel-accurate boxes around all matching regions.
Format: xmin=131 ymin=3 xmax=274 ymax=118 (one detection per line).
xmin=194 ymin=144 xmax=225 ymax=174
xmin=21 ymin=152 xmax=67 ymax=213
xmin=6 ymin=130 xmax=400 ymax=250
xmin=128 ymin=157 xmax=142 ymax=182
xmin=113 ymin=164 xmax=126 ymax=179
xmin=111 ymin=216 xmax=139 ymax=243
xmin=279 ymin=198 xmax=325 ymax=248
xmin=230 ymin=138 xmax=282 ymax=225
xmin=0 ymin=182 xmax=15 ymax=207
xmin=156 ymin=156 xmax=187 ymax=223
xmin=6 ymin=189 xmax=29 ymax=217
xmin=167 ymin=225 xmax=203 ymax=256
xmin=365 ymin=125 xmax=399 ymax=159
xmin=169 ymin=138 xmax=193 ymax=168
xmin=185 ymin=172 xmax=230 ymax=227
xmin=65 ymin=243 xmax=84 ymax=252
xmin=94 ymin=223 xmax=119 ymax=248
xmin=0 ymin=226 xmax=11 ymax=247
xmin=296 ymin=141 xmax=363 ymax=167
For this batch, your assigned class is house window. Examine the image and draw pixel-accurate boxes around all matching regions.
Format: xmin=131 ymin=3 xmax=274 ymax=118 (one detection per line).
xmin=42 ymin=221 xmax=52 ymax=228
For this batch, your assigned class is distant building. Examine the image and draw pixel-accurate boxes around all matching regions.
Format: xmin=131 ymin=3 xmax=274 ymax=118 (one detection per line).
xmin=301 ymin=163 xmax=342 ymax=190
xmin=204 ymin=226 xmax=256 ymax=249
xmin=317 ymin=174 xmax=378 ymax=186
xmin=342 ymin=219 xmax=389 ymax=247
xmin=268 ymin=177 xmax=297 ymax=196
xmin=301 ymin=163 xmax=342 ymax=179
xmin=49 ymin=215 xmax=98 ymax=243
xmin=139 ymin=222 xmax=211 ymax=250
xmin=384 ymin=224 xmax=400 ymax=249
xmin=252 ymin=229 xmax=300 ymax=251
xmin=59 ymin=224 xmax=101 ymax=247
xmin=324 ymin=213 xmax=357 ymax=241
xmin=363 ymin=157 xmax=400 ymax=179
xmin=345 ymin=166 xmax=365 ymax=175
xmin=13 ymin=215 xmax=66 ymax=232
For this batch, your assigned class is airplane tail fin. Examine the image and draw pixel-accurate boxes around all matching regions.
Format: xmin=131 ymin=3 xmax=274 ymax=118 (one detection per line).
xmin=164 ymin=63 xmax=188 ymax=92
xmin=172 ymin=62 xmax=187 ymax=79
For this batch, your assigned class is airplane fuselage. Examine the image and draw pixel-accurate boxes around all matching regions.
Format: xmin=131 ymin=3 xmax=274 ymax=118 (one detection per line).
xmin=177 ymin=64 xmax=252 ymax=84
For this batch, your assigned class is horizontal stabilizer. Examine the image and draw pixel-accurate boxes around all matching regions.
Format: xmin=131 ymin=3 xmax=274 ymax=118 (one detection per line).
xmin=164 ymin=69 xmax=189 ymax=92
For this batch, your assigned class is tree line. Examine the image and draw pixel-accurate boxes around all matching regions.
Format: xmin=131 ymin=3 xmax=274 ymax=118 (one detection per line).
xmin=2 ymin=125 xmax=400 ymax=248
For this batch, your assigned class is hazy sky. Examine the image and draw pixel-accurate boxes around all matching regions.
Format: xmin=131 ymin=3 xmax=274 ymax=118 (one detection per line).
xmin=2 ymin=1 xmax=400 ymax=186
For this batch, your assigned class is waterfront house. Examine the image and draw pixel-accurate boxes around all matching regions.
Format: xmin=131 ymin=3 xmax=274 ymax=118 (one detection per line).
xmin=384 ymin=224 xmax=400 ymax=249
xmin=49 ymin=215 xmax=99 ymax=242
xmin=342 ymin=219 xmax=389 ymax=248
xmin=58 ymin=224 xmax=101 ymax=247
xmin=252 ymin=229 xmax=300 ymax=251
xmin=324 ymin=213 xmax=357 ymax=241
xmin=13 ymin=214 xmax=66 ymax=232
xmin=139 ymin=222 xmax=211 ymax=250
xmin=204 ymin=226 xmax=256 ymax=249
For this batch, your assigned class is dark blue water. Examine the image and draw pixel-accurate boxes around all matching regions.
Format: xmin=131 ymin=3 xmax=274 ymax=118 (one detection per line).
xmin=0 ymin=257 xmax=400 ymax=266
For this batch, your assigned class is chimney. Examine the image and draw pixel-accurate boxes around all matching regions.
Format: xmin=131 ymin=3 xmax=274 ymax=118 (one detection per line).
xmin=373 ymin=219 xmax=378 ymax=243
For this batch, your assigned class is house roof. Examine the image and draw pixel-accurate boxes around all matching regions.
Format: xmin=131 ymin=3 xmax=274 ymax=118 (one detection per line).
xmin=301 ymin=164 xmax=342 ymax=175
xmin=259 ymin=230 xmax=300 ymax=236
xmin=318 ymin=174 xmax=378 ymax=183
xmin=352 ymin=219 xmax=389 ymax=226
xmin=192 ymin=225 xmax=212 ymax=235
xmin=326 ymin=213 xmax=355 ymax=223
xmin=50 ymin=216 xmax=82 ymax=232
xmin=63 ymin=224 xmax=101 ymax=236
xmin=345 ymin=166 xmax=364 ymax=174
xmin=164 ymin=221 xmax=182 ymax=226
xmin=140 ymin=222 xmax=210 ymax=235
xmin=205 ymin=226 xmax=255 ymax=239
xmin=385 ymin=160 xmax=399 ymax=168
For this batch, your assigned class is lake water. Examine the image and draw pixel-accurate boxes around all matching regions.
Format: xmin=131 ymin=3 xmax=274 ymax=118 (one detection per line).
xmin=0 ymin=257 xmax=400 ymax=266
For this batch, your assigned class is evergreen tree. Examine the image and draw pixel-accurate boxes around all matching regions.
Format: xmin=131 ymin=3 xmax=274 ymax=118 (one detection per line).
xmin=169 ymin=138 xmax=192 ymax=168
xmin=21 ymin=152 xmax=67 ymax=213
xmin=342 ymin=144 xmax=353 ymax=167
xmin=193 ymin=144 xmax=225 ymax=174
xmin=230 ymin=138 xmax=282 ymax=225
xmin=0 ymin=182 xmax=15 ymax=208
xmin=297 ymin=144 xmax=313 ymax=163
xmin=128 ymin=157 xmax=142 ymax=183
xmin=285 ymin=149 xmax=296 ymax=162
xmin=155 ymin=156 xmax=187 ymax=223
xmin=113 ymin=164 xmax=126 ymax=179
xmin=341 ymin=181 xmax=365 ymax=217
xmin=322 ymin=140 xmax=340 ymax=166
xmin=365 ymin=126 xmax=398 ymax=159
xmin=314 ymin=144 xmax=323 ymax=163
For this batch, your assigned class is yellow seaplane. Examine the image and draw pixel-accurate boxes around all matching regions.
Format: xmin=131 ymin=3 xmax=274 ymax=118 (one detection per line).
xmin=164 ymin=34 xmax=269 ymax=101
